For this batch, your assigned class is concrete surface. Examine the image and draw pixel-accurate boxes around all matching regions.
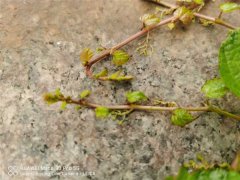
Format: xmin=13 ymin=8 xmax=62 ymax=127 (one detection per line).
xmin=0 ymin=0 xmax=240 ymax=179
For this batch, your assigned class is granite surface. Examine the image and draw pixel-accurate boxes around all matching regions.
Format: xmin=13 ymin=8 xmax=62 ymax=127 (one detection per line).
xmin=0 ymin=0 xmax=240 ymax=179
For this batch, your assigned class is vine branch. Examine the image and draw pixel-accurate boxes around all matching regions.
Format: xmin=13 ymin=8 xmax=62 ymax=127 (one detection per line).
xmin=144 ymin=0 xmax=237 ymax=29
xmin=85 ymin=16 xmax=178 ymax=80
xmin=84 ymin=0 xmax=237 ymax=80
xmin=59 ymin=97 xmax=240 ymax=121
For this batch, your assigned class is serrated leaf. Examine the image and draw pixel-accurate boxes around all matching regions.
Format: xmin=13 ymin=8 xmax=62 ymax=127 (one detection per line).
xmin=112 ymin=50 xmax=130 ymax=66
xmin=220 ymin=2 xmax=240 ymax=13
xmin=167 ymin=22 xmax=176 ymax=30
xmin=95 ymin=106 xmax=110 ymax=118
xmin=171 ymin=109 xmax=194 ymax=127
xmin=201 ymin=78 xmax=228 ymax=98
xmin=94 ymin=68 xmax=108 ymax=78
xmin=126 ymin=91 xmax=147 ymax=103
xmin=107 ymin=71 xmax=133 ymax=81
xmin=140 ymin=14 xmax=161 ymax=27
xmin=80 ymin=48 xmax=93 ymax=65
xmin=219 ymin=30 xmax=240 ymax=97
xmin=174 ymin=7 xmax=194 ymax=25
xmin=60 ymin=101 xmax=67 ymax=110
xmin=80 ymin=90 xmax=91 ymax=99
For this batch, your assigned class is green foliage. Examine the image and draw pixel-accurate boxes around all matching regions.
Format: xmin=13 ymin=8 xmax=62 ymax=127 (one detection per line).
xmin=166 ymin=167 xmax=240 ymax=180
xmin=60 ymin=101 xmax=67 ymax=110
xmin=167 ymin=22 xmax=176 ymax=30
xmin=174 ymin=7 xmax=194 ymax=25
xmin=177 ymin=0 xmax=204 ymax=5
xmin=112 ymin=50 xmax=130 ymax=66
xmin=219 ymin=30 xmax=240 ymax=97
xmin=140 ymin=14 xmax=161 ymax=27
xmin=75 ymin=105 xmax=81 ymax=110
xmin=106 ymin=71 xmax=133 ymax=81
xmin=126 ymin=91 xmax=147 ymax=103
xmin=193 ymin=0 xmax=204 ymax=5
xmin=171 ymin=109 xmax=194 ymax=127
xmin=43 ymin=88 xmax=63 ymax=105
xmin=80 ymin=90 xmax=91 ymax=99
xmin=80 ymin=48 xmax=93 ymax=65
xmin=94 ymin=68 xmax=108 ymax=78
xmin=201 ymin=78 xmax=228 ymax=98
xmin=220 ymin=2 xmax=240 ymax=13
xmin=95 ymin=106 xmax=110 ymax=118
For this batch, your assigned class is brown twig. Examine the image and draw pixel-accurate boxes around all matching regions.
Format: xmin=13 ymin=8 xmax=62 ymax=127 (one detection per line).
xmin=145 ymin=0 xmax=237 ymax=29
xmin=85 ymin=16 xmax=178 ymax=80
xmin=61 ymin=97 xmax=240 ymax=121
xmin=85 ymin=0 xmax=237 ymax=81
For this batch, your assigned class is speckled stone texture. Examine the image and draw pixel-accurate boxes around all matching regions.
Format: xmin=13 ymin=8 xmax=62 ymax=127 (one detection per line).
xmin=0 ymin=0 xmax=240 ymax=179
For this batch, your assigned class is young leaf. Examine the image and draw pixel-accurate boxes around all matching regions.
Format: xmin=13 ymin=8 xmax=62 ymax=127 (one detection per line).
xmin=43 ymin=93 xmax=60 ymax=105
xmin=194 ymin=0 xmax=204 ymax=5
xmin=55 ymin=88 xmax=62 ymax=97
xmin=60 ymin=101 xmax=67 ymax=110
xmin=75 ymin=105 xmax=81 ymax=110
xmin=171 ymin=109 xmax=194 ymax=127
xmin=174 ymin=7 xmax=194 ymax=25
xmin=80 ymin=90 xmax=91 ymax=99
xmin=80 ymin=48 xmax=93 ymax=65
xmin=94 ymin=68 xmax=108 ymax=78
xmin=201 ymin=78 xmax=228 ymax=98
xmin=112 ymin=50 xmax=130 ymax=66
xmin=220 ymin=2 xmax=240 ymax=13
xmin=219 ymin=30 xmax=240 ymax=97
xmin=140 ymin=14 xmax=161 ymax=27
xmin=107 ymin=71 xmax=133 ymax=81
xmin=95 ymin=107 xmax=110 ymax=118
xmin=43 ymin=88 xmax=65 ymax=105
xmin=167 ymin=22 xmax=176 ymax=30
xmin=126 ymin=91 xmax=147 ymax=103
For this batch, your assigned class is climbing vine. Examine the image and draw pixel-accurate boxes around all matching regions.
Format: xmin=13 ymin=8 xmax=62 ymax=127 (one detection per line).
xmin=44 ymin=0 xmax=240 ymax=126
xmin=44 ymin=0 xmax=240 ymax=178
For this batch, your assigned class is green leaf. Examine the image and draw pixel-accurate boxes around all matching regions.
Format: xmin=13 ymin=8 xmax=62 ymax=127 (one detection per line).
xmin=95 ymin=107 xmax=110 ymax=118
xmin=201 ymin=78 xmax=228 ymax=98
xmin=75 ymin=105 xmax=81 ymax=110
xmin=80 ymin=90 xmax=91 ymax=99
xmin=220 ymin=2 xmax=240 ymax=13
xmin=167 ymin=22 xmax=176 ymax=30
xmin=80 ymin=48 xmax=93 ymax=65
xmin=140 ymin=14 xmax=161 ymax=27
xmin=171 ymin=109 xmax=194 ymax=127
xmin=94 ymin=68 xmax=108 ymax=78
xmin=55 ymin=88 xmax=62 ymax=97
xmin=194 ymin=0 xmax=204 ymax=5
xmin=43 ymin=88 xmax=63 ymax=105
xmin=112 ymin=50 xmax=130 ymax=66
xmin=219 ymin=30 xmax=240 ymax=97
xmin=60 ymin=101 xmax=67 ymax=110
xmin=174 ymin=7 xmax=194 ymax=25
xmin=126 ymin=91 xmax=147 ymax=103
xmin=166 ymin=167 xmax=240 ymax=180
xmin=107 ymin=71 xmax=133 ymax=81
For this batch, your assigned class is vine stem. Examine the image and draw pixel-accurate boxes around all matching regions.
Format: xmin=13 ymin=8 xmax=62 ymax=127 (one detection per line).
xmin=85 ymin=0 xmax=237 ymax=80
xmin=144 ymin=0 xmax=237 ymax=29
xmin=85 ymin=16 xmax=178 ymax=79
xmin=63 ymin=98 xmax=240 ymax=121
